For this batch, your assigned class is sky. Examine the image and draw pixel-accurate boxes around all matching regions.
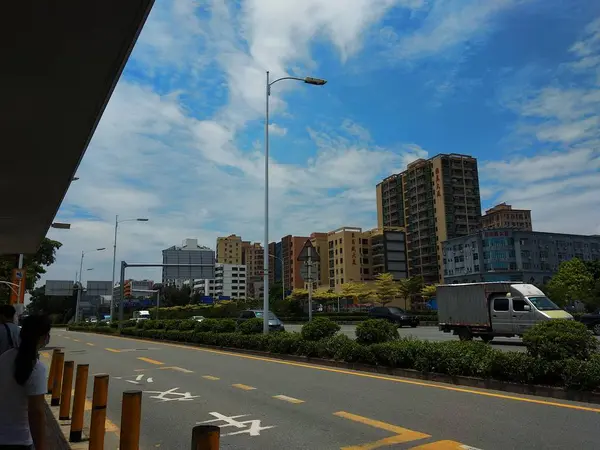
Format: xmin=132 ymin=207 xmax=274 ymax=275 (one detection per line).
xmin=43 ymin=0 xmax=600 ymax=286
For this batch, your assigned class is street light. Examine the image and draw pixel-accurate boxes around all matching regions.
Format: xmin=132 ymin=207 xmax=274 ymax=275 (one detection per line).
xmin=75 ymin=247 xmax=106 ymax=322
xmin=263 ymin=71 xmax=327 ymax=334
xmin=269 ymin=254 xmax=285 ymax=303
xmin=51 ymin=222 xmax=71 ymax=229
xmin=110 ymin=216 xmax=149 ymax=321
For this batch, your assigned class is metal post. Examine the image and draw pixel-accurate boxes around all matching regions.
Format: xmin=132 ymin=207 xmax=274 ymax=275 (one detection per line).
xmin=75 ymin=251 xmax=84 ymax=322
xmin=281 ymin=258 xmax=285 ymax=302
xmin=263 ymin=70 xmax=270 ymax=335
xmin=110 ymin=215 xmax=118 ymax=322
xmin=156 ymin=290 xmax=160 ymax=320
xmin=308 ymin=246 xmax=313 ymax=322
xmin=118 ymin=261 xmax=126 ymax=332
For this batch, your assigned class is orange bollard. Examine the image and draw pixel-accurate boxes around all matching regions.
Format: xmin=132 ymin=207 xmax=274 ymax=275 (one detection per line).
xmin=47 ymin=348 xmax=60 ymax=394
xmin=69 ymin=364 xmax=89 ymax=442
xmin=89 ymin=374 xmax=109 ymax=450
xmin=59 ymin=361 xmax=74 ymax=420
xmin=119 ymin=390 xmax=142 ymax=450
xmin=50 ymin=352 xmax=65 ymax=406
xmin=191 ymin=425 xmax=220 ymax=449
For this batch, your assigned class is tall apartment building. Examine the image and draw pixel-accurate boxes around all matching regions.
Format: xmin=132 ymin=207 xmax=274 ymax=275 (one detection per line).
xmin=268 ymin=241 xmax=283 ymax=287
xmin=376 ymin=153 xmax=482 ymax=284
xmin=162 ymin=238 xmax=215 ymax=287
xmin=327 ymin=227 xmax=372 ymax=292
xmin=443 ymin=229 xmax=600 ymax=285
xmin=364 ymin=227 xmax=408 ymax=281
xmin=242 ymin=241 xmax=263 ymax=298
xmin=193 ymin=263 xmax=247 ymax=299
xmin=482 ymin=203 xmax=533 ymax=231
xmin=216 ymin=234 xmax=243 ymax=264
xmin=281 ymin=235 xmax=309 ymax=291
xmin=310 ymin=232 xmax=329 ymax=289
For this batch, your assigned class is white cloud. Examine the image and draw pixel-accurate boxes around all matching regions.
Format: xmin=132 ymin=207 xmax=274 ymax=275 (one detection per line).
xmin=268 ymin=123 xmax=287 ymax=136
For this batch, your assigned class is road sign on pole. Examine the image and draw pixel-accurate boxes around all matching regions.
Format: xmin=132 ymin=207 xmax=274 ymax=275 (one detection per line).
xmin=296 ymin=240 xmax=320 ymax=262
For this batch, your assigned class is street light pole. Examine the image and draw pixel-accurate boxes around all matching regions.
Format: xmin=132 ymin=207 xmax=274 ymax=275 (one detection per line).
xmin=75 ymin=248 xmax=106 ymax=322
xmin=110 ymin=216 xmax=148 ymax=322
xmin=263 ymin=71 xmax=327 ymax=334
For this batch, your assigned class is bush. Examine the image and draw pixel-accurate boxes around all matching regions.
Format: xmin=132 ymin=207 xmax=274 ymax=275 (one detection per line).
xmin=523 ymin=320 xmax=598 ymax=361
xmin=195 ymin=318 xmax=220 ymax=333
xmin=301 ymin=317 xmax=340 ymax=341
xmin=214 ymin=319 xmax=237 ymax=333
xmin=238 ymin=318 xmax=263 ymax=335
xmin=355 ymin=319 xmax=398 ymax=345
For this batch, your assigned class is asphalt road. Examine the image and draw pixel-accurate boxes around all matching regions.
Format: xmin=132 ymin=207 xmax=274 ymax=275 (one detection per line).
xmin=286 ymin=324 xmax=527 ymax=352
xmin=48 ymin=330 xmax=600 ymax=450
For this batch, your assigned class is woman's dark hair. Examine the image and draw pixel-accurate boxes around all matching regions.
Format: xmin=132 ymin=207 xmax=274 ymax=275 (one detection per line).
xmin=15 ymin=315 xmax=51 ymax=386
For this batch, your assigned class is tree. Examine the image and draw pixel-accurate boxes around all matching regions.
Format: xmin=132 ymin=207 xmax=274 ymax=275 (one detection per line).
xmin=27 ymin=284 xmax=77 ymax=322
xmin=374 ymin=273 xmax=399 ymax=306
xmin=546 ymin=258 xmax=594 ymax=307
xmin=397 ymin=276 xmax=424 ymax=310
xmin=341 ymin=282 xmax=373 ymax=304
xmin=421 ymin=284 xmax=437 ymax=300
xmin=0 ymin=238 xmax=62 ymax=304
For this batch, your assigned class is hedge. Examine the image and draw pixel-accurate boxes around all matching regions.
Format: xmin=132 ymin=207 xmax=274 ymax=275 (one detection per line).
xmin=67 ymin=319 xmax=600 ymax=392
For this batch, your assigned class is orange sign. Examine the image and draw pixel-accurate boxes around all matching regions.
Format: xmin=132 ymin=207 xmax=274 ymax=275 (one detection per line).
xmin=9 ymin=267 xmax=26 ymax=304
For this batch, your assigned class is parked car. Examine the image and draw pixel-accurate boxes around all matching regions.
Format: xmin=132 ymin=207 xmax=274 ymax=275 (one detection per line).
xmin=237 ymin=310 xmax=285 ymax=331
xmin=368 ymin=307 xmax=420 ymax=328
xmin=579 ymin=309 xmax=600 ymax=335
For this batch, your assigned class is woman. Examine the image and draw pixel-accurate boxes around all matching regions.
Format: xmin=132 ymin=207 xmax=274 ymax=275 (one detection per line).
xmin=0 ymin=315 xmax=50 ymax=450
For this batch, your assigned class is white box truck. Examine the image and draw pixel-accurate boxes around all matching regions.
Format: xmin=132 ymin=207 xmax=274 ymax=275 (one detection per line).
xmin=437 ymin=282 xmax=572 ymax=342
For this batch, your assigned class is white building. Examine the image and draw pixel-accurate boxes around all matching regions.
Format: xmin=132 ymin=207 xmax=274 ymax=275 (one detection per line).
xmin=193 ymin=264 xmax=246 ymax=299
xmin=162 ymin=238 xmax=215 ymax=288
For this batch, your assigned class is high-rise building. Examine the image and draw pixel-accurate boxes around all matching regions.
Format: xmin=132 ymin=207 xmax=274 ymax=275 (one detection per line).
xmin=193 ymin=263 xmax=247 ymax=299
xmin=376 ymin=153 xmax=482 ymax=284
xmin=309 ymin=232 xmax=329 ymax=289
xmin=242 ymin=241 xmax=263 ymax=298
xmin=162 ymin=239 xmax=215 ymax=287
xmin=268 ymin=241 xmax=283 ymax=287
xmin=327 ymin=227 xmax=371 ymax=292
xmin=443 ymin=229 xmax=600 ymax=285
xmin=216 ymin=234 xmax=243 ymax=264
xmin=281 ymin=235 xmax=310 ymax=291
xmin=482 ymin=203 xmax=533 ymax=231
xmin=363 ymin=227 xmax=408 ymax=281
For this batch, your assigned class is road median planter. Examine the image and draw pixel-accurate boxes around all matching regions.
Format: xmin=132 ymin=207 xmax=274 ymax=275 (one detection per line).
xmin=67 ymin=319 xmax=600 ymax=405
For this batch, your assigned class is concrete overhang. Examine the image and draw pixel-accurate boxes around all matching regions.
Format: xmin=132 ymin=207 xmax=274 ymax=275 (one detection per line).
xmin=0 ymin=0 xmax=155 ymax=255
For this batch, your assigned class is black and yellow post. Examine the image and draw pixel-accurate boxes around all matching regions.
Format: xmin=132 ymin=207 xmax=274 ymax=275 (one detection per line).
xmin=59 ymin=360 xmax=74 ymax=419
xmin=50 ymin=351 xmax=65 ymax=406
xmin=69 ymin=363 xmax=89 ymax=442
xmin=89 ymin=374 xmax=109 ymax=450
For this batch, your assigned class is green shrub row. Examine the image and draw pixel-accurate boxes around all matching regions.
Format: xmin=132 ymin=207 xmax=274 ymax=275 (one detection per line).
xmin=68 ymin=319 xmax=600 ymax=392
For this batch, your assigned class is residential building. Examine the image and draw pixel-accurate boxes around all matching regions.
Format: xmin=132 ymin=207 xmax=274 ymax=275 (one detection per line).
xmin=113 ymin=279 xmax=155 ymax=302
xmin=216 ymin=234 xmax=243 ymax=264
xmin=281 ymin=235 xmax=310 ymax=291
xmin=268 ymin=241 xmax=283 ymax=287
xmin=482 ymin=203 xmax=533 ymax=231
xmin=376 ymin=153 xmax=482 ymax=284
xmin=162 ymin=238 xmax=215 ymax=288
xmin=327 ymin=227 xmax=372 ymax=292
xmin=442 ymin=229 xmax=600 ymax=285
xmin=310 ymin=232 xmax=329 ymax=289
xmin=242 ymin=241 xmax=263 ymax=298
xmin=364 ymin=227 xmax=408 ymax=280
xmin=192 ymin=263 xmax=247 ymax=299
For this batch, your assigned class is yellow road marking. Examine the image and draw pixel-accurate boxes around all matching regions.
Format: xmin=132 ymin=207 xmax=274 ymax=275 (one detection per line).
xmin=335 ymin=411 xmax=430 ymax=444
xmin=40 ymin=351 xmax=50 ymax=360
xmin=137 ymin=357 xmax=164 ymax=365
xmin=203 ymin=375 xmax=220 ymax=380
xmin=232 ymin=383 xmax=256 ymax=391
xmin=72 ymin=338 xmax=81 ymax=342
xmin=344 ymin=434 xmax=427 ymax=450
xmin=166 ymin=366 xmax=193 ymax=373
xmin=273 ymin=395 xmax=304 ymax=404
xmin=74 ymin=331 xmax=600 ymax=414
xmin=410 ymin=441 xmax=483 ymax=449
xmin=63 ymin=336 xmax=71 ymax=340
xmin=86 ymin=343 xmax=95 ymax=346
xmin=105 ymin=348 xmax=121 ymax=353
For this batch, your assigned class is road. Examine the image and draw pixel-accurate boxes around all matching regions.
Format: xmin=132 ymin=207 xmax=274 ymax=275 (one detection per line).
xmin=48 ymin=330 xmax=600 ymax=450
xmin=286 ymin=325 xmax=527 ymax=352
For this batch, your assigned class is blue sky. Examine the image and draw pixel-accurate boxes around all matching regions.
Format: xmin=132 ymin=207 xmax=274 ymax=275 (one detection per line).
xmin=45 ymin=0 xmax=600 ymax=283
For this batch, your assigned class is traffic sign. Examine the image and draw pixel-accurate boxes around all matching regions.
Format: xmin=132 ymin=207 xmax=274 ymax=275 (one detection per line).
xmin=297 ymin=240 xmax=320 ymax=262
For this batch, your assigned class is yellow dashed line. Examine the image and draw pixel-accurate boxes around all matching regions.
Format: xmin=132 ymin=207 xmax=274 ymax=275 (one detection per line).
xmin=137 ymin=357 xmax=164 ymax=365
xmin=202 ymin=375 xmax=220 ymax=381
xmin=410 ymin=441 xmax=483 ymax=449
xmin=72 ymin=338 xmax=81 ymax=342
xmin=86 ymin=343 xmax=95 ymax=346
xmin=105 ymin=348 xmax=121 ymax=353
xmin=232 ymin=383 xmax=256 ymax=391
xmin=273 ymin=394 xmax=304 ymax=404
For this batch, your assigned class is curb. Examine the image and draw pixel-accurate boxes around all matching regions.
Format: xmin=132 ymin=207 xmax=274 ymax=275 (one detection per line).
xmin=70 ymin=328 xmax=600 ymax=405
xmin=44 ymin=395 xmax=88 ymax=450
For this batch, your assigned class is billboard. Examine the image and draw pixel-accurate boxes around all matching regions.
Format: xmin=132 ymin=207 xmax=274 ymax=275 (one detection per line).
xmin=86 ymin=281 xmax=113 ymax=296
xmin=45 ymin=280 xmax=75 ymax=296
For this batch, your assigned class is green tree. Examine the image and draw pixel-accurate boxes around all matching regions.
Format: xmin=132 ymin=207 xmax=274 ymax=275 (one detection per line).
xmin=0 ymin=238 xmax=62 ymax=304
xmin=397 ymin=276 xmax=424 ymax=310
xmin=546 ymin=258 xmax=594 ymax=307
xmin=374 ymin=273 xmax=399 ymax=306
xmin=421 ymin=284 xmax=437 ymax=300
xmin=341 ymin=282 xmax=372 ymax=304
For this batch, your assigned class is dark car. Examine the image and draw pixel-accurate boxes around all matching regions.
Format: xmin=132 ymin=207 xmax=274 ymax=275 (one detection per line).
xmin=579 ymin=309 xmax=600 ymax=336
xmin=237 ymin=310 xmax=285 ymax=332
xmin=368 ymin=306 xmax=419 ymax=328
